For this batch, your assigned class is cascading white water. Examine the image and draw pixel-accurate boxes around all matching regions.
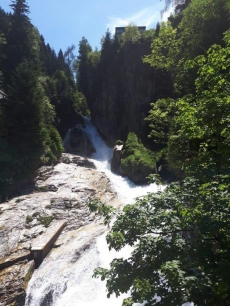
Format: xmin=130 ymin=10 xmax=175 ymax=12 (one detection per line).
xmin=25 ymin=119 xmax=192 ymax=306
xmin=83 ymin=117 xmax=160 ymax=203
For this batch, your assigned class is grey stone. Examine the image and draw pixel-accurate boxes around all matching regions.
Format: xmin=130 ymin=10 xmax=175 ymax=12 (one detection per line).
xmin=0 ymin=153 xmax=122 ymax=305
xmin=111 ymin=144 xmax=123 ymax=174
xmin=63 ymin=126 xmax=96 ymax=157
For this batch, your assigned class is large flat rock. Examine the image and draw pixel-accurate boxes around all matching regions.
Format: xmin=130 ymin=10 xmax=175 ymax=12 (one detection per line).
xmin=0 ymin=153 xmax=122 ymax=305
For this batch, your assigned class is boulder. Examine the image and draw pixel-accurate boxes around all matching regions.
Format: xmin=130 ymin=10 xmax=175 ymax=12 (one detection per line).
xmin=75 ymin=157 xmax=96 ymax=169
xmin=35 ymin=184 xmax=58 ymax=192
xmin=61 ymin=154 xmax=96 ymax=169
xmin=63 ymin=125 xmax=96 ymax=157
xmin=111 ymin=144 xmax=123 ymax=174
xmin=35 ymin=166 xmax=54 ymax=182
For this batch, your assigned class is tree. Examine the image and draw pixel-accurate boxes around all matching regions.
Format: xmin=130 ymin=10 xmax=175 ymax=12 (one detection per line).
xmin=0 ymin=33 xmax=6 ymax=86
xmin=7 ymin=61 xmax=47 ymax=160
xmin=145 ymin=0 xmax=230 ymax=96
xmin=39 ymin=40 xmax=57 ymax=76
xmin=64 ymin=44 xmax=76 ymax=73
xmin=90 ymin=30 xmax=230 ymax=306
xmin=144 ymin=22 xmax=181 ymax=69
xmin=0 ymin=61 xmax=48 ymax=199
xmin=121 ymin=24 xmax=141 ymax=46
xmin=178 ymin=0 xmax=230 ymax=58
xmin=168 ymin=29 xmax=230 ymax=176
xmin=92 ymin=175 xmax=230 ymax=306
xmin=10 ymin=0 xmax=30 ymax=16
xmin=0 ymin=8 xmax=8 ymax=80
xmin=6 ymin=0 xmax=38 ymax=78
xmin=145 ymin=29 xmax=230 ymax=175
xmin=76 ymin=37 xmax=92 ymax=95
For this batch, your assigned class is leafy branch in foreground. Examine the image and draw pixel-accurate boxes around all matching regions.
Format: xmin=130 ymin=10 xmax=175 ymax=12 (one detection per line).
xmin=146 ymin=29 xmax=230 ymax=177
xmin=92 ymin=176 xmax=230 ymax=306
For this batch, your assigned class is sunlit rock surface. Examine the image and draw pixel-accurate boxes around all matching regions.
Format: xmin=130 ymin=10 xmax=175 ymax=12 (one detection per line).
xmin=0 ymin=153 xmax=121 ymax=306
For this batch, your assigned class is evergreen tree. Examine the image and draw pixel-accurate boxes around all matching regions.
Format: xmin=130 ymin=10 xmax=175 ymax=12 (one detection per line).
xmin=7 ymin=61 xmax=46 ymax=164
xmin=57 ymin=49 xmax=67 ymax=73
xmin=0 ymin=1 xmax=64 ymax=200
xmin=64 ymin=44 xmax=76 ymax=75
xmin=121 ymin=24 xmax=141 ymax=46
xmin=6 ymin=0 xmax=38 ymax=79
xmin=76 ymin=37 xmax=92 ymax=96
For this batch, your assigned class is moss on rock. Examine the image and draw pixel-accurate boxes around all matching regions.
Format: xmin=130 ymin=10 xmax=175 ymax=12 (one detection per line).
xmin=121 ymin=132 xmax=156 ymax=184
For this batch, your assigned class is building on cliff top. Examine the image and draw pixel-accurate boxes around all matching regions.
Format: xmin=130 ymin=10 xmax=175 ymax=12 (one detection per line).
xmin=115 ymin=26 xmax=146 ymax=35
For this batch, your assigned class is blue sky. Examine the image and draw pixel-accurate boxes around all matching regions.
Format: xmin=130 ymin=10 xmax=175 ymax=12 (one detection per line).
xmin=0 ymin=0 xmax=173 ymax=54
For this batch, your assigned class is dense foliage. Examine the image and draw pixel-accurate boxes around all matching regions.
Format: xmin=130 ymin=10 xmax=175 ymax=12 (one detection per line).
xmin=76 ymin=27 xmax=170 ymax=146
xmin=1 ymin=0 xmax=230 ymax=304
xmin=86 ymin=0 xmax=230 ymax=305
xmin=145 ymin=0 xmax=230 ymax=176
xmin=93 ymin=175 xmax=230 ymax=306
xmin=0 ymin=0 xmax=88 ymax=201
xmin=120 ymin=132 xmax=156 ymax=184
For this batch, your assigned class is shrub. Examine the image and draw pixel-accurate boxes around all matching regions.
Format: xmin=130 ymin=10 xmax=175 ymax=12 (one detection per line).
xmin=26 ymin=215 xmax=33 ymax=224
xmin=115 ymin=140 xmax=123 ymax=146
xmin=121 ymin=132 xmax=156 ymax=184
xmin=39 ymin=215 xmax=53 ymax=227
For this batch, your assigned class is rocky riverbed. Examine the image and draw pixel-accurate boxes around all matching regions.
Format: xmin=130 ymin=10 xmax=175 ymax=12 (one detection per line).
xmin=0 ymin=153 xmax=122 ymax=306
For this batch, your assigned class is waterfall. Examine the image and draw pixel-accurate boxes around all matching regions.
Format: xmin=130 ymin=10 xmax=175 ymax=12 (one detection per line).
xmin=83 ymin=117 xmax=160 ymax=203
xmin=62 ymin=128 xmax=71 ymax=147
xmin=25 ymin=119 xmax=192 ymax=306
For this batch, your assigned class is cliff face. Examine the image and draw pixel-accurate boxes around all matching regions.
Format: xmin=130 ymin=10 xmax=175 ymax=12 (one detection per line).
xmin=83 ymin=37 xmax=172 ymax=147
xmin=90 ymin=50 xmax=157 ymax=146
xmin=63 ymin=124 xmax=96 ymax=157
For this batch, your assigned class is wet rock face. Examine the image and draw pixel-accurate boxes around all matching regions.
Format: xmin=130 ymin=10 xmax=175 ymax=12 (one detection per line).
xmin=111 ymin=144 xmax=123 ymax=174
xmin=0 ymin=153 xmax=121 ymax=306
xmin=0 ymin=260 xmax=34 ymax=306
xmin=39 ymin=289 xmax=55 ymax=306
xmin=60 ymin=153 xmax=96 ymax=169
xmin=63 ymin=125 xmax=96 ymax=157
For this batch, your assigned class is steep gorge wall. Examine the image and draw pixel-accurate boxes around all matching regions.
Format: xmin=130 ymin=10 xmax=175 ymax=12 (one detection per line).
xmin=85 ymin=37 xmax=172 ymax=147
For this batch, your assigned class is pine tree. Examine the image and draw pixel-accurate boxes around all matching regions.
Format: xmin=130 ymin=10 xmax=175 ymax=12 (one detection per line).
xmin=77 ymin=37 xmax=92 ymax=95
xmin=6 ymin=0 xmax=39 ymax=81
xmin=7 ymin=61 xmax=46 ymax=163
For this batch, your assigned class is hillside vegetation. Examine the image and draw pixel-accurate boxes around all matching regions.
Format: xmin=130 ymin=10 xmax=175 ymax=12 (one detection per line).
xmin=1 ymin=1 xmax=230 ymax=304
xmin=0 ymin=1 xmax=89 ymax=201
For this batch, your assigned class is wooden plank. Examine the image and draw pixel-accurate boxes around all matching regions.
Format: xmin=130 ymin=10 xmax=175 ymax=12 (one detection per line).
xmin=31 ymin=220 xmax=66 ymax=267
